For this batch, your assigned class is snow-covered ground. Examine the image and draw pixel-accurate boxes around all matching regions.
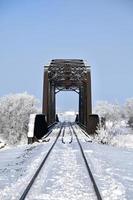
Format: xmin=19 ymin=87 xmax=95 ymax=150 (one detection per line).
xmin=75 ymin=126 xmax=133 ymax=199
xmin=26 ymin=125 xmax=96 ymax=200
xmin=0 ymin=125 xmax=60 ymax=199
xmin=0 ymin=123 xmax=133 ymax=200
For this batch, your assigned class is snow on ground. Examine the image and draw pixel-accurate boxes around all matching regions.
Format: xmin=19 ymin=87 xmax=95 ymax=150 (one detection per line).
xmin=111 ymin=133 xmax=133 ymax=149
xmin=26 ymin=125 xmax=96 ymax=200
xmin=84 ymin=143 xmax=133 ymax=200
xmin=0 ymin=125 xmax=60 ymax=199
xmin=0 ymin=123 xmax=133 ymax=199
xmin=77 ymin=125 xmax=133 ymax=199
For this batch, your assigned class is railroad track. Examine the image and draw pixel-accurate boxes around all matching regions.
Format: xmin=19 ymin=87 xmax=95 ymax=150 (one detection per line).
xmin=19 ymin=124 xmax=63 ymax=200
xmin=61 ymin=122 xmax=73 ymax=144
xmin=70 ymin=123 xmax=102 ymax=200
xmin=19 ymin=122 xmax=102 ymax=200
xmin=76 ymin=124 xmax=93 ymax=142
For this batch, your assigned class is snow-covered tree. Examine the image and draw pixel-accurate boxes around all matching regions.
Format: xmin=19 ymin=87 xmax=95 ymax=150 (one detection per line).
xmin=124 ymin=98 xmax=133 ymax=128
xmin=0 ymin=92 xmax=40 ymax=145
xmin=93 ymin=101 xmax=124 ymax=145
xmin=94 ymin=101 xmax=122 ymax=126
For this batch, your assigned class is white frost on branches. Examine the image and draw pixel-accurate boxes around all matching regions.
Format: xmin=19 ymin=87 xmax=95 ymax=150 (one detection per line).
xmin=0 ymin=92 xmax=39 ymax=145
xmin=93 ymin=101 xmax=133 ymax=148
xmin=124 ymin=98 xmax=133 ymax=127
xmin=94 ymin=101 xmax=122 ymax=124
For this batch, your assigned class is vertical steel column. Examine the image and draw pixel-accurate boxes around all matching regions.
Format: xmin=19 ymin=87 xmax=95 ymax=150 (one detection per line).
xmin=86 ymin=69 xmax=92 ymax=132
xmin=79 ymin=87 xmax=81 ymax=123
xmin=53 ymin=85 xmax=56 ymax=123
xmin=79 ymin=86 xmax=84 ymax=125
xmin=48 ymin=82 xmax=52 ymax=124
xmin=79 ymin=70 xmax=92 ymax=131
xmin=42 ymin=69 xmax=48 ymax=114
xmin=42 ymin=69 xmax=56 ymax=125
xmin=49 ymin=83 xmax=56 ymax=124
xmin=86 ymin=69 xmax=92 ymax=114
xmin=42 ymin=69 xmax=50 ymax=124
xmin=83 ymin=83 xmax=87 ymax=126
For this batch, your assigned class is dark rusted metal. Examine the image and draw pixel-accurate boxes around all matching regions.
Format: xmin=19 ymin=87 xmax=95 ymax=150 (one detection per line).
xmin=34 ymin=114 xmax=48 ymax=139
xmin=87 ymin=114 xmax=100 ymax=134
xmin=42 ymin=59 xmax=92 ymax=131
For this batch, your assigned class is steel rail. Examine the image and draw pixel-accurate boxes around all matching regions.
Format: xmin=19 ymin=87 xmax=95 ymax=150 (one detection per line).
xmin=62 ymin=124 xmax=73 ymax=144
xmin=78 ymin=126 xmax=93 ymax=142
xmin=68 ymin=123 xmax=73 ymax=143
xmin=71 ymin=124 xmax=102 ymax=200
xmin=77 ymin=124 xmax=92 ymax=139
xmin=42 ymin=122 xmax=59 ymax=140
xmin=19 ymin=125 xmax=63 ymax=200
xmin=61 ymin=126 xmax=65 ymax=144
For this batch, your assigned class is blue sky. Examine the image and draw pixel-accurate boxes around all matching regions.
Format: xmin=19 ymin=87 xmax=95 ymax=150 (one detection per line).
xmin=0 ymin=0 xmax=133 ymax=112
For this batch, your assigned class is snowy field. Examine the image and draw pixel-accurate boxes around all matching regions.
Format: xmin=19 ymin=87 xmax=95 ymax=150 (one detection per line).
xmin=0 ymin=123 xmax=133 ymax=199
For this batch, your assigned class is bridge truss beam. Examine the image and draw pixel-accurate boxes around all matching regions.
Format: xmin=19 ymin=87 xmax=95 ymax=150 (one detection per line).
xmin=42 ymin=59 xmax=92 ymax=132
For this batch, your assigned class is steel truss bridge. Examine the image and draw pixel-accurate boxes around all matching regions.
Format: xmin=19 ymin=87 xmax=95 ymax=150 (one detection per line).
xmin=42 ymin=59 xmax=93 ymax=133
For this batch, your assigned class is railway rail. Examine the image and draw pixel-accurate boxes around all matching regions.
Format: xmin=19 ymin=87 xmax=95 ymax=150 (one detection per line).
xmin=61 ymin=123 xmax=73 ymax=144
xmin=70 ymin=123 xmax=102 ymax=200
xmin=19 ymin=124 xmax=63 ymax=200
xmin=19 ymin=123 xmax=102 ymax=200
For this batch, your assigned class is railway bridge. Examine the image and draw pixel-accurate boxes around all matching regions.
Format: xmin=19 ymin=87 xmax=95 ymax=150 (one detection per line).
xmin=42 ymin=59 xmax=94 ymax=133
xmin=28 ymin=59 xmax=99 ymax=143
xmin=25 ymin=60 xmax=102 ymax=199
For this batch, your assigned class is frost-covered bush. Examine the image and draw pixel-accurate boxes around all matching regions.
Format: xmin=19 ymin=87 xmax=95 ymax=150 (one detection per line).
xmin=93 ymin=101 xmax=129 ymax=146
xmin=124 ymin=98 xmax=133 ymax=128
xmin=94 ymin=122 xmax=127 ymax=145
xmin=94 ymin=126 xmax=112 ymax=144
xmin=0 ymin=92 xmax=39 ymax=145
xmin=111 ymin=132 xmax=133 ymax=148
xmin=93 ymin=118 xmax=133 ymax=149
xmin=94 ymin=101 xmax=122 ymax=125
xmin=93 ymin=100 xmax=133 ymax=149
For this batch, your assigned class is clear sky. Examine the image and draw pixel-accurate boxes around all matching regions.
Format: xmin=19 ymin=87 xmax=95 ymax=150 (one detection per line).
xmin=0 ymin=0 xmax=133 ymax=112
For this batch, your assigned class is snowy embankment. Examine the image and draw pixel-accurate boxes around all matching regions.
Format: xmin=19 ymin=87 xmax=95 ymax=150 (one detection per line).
xmin=0 ymin=123 xmax=133 ymax=199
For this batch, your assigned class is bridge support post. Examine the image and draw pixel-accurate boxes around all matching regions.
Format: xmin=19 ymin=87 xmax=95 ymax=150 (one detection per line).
xmin=42 ymin=69 xmax=56 ymax=125
xmin=42 ymin=69 xmax=50 ymax=124
xmin=86 ymin=70 xmax=92 ymax=133
xmin=49 ymin=83 xmax=56 ymax=124
xmin=79 ymin=86 xmax=83 ymax=125
xmin=79 ymin=69 xmax=92 ymax=132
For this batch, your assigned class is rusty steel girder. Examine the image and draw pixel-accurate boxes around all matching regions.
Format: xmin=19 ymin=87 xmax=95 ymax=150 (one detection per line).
xmin=42 ymin=59 xmax=92 ymax=131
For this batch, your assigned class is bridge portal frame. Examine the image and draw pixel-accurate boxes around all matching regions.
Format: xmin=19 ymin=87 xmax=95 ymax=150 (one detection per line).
xmin=42 ymin=59 xmax=92 ymax=132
